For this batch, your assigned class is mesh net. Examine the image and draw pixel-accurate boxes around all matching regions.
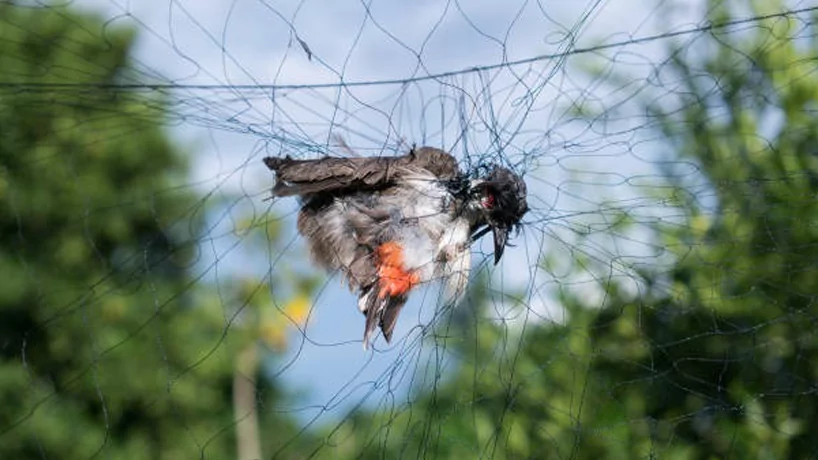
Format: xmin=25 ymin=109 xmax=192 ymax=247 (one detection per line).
xmin=1 ymin=0 xmax=817 ymax=458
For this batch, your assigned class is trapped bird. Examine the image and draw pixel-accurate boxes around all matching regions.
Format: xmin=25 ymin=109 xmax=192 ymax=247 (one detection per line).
xmin=264 ymin=146 xmax=527 ymax=349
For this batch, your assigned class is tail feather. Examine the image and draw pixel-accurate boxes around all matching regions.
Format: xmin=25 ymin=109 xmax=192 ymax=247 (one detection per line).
xmin=378 ymin=298 xmax=406 ymax=343
xmin=360 ymin=289 xmax=408 ymax=350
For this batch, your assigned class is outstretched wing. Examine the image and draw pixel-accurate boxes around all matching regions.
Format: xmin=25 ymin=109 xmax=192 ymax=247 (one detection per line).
xmin=263 ymin=146 xmax=460 ymax=197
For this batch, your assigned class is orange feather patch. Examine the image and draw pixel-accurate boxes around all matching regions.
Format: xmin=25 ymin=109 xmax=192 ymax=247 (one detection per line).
xmin=376 ymin=241 xmax=420 ymax=298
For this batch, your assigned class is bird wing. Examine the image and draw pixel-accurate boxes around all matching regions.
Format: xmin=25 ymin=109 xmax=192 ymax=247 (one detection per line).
xmin=271 ymin=149 xmax=464 ymax=349
xmin=263 ymin=146 xmax=460 ymax=197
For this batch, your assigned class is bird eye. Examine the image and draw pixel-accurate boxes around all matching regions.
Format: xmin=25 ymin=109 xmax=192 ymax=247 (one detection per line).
xmin=481 ymin=188 xmax=496 ymax=208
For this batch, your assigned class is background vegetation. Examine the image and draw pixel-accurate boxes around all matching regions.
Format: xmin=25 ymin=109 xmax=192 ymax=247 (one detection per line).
xmin=0 ymin=1 xmax=815 ymax=458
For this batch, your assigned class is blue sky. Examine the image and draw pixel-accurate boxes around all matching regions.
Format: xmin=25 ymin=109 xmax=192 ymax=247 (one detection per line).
xmin=67 ymin=0 xmax=709 ymax=424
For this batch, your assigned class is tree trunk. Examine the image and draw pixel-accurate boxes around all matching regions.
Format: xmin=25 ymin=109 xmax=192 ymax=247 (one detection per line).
xmin=233 ymin=344 xmax=262 ymax=460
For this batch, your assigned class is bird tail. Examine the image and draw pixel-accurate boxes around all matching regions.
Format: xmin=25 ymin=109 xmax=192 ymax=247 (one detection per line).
xmin=359 ymin=288 xmax=408 ymax=350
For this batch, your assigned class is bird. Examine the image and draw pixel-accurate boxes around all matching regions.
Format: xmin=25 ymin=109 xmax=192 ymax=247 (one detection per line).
xmin=264 ymin=146 xmax=528 ymax=349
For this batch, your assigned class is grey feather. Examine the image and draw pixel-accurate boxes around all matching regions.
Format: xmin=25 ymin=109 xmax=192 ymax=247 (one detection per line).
xmin=263 ymin=145 xmax=528 ymax=349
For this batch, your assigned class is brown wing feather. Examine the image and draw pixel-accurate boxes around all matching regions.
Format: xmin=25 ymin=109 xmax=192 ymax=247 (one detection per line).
xmin=263 ymin=146 xmax=460 ymax=198
xmin=408 ymin=146 xmax=460 ymax=180
xmin=265 ymin=146 xmax=461 ymax=349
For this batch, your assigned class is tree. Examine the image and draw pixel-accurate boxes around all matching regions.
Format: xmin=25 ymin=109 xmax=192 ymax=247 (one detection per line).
xmin=308 ymin=271 xmax=621 ymax=459
xmin=0 ymin=4 xmax=313 ymax=458
xmin=324 ymin=1 xmax=818 ymax=458
xmin=586 ymin=1 xmax=818 ymax=457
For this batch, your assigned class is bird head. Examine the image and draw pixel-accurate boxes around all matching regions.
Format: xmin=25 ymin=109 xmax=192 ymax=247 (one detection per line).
xmin=467 ymin=165 xmax=528 ymax=264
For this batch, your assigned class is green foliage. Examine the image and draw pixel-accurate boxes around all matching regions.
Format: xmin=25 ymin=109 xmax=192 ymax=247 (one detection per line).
xmin=4 ymin=1 xmax=813 ymax=458
xmin=332 ymin=1 xmax=818 ymax=458
xmin=314 ymin=275 xmax=624 ymax=459
xmin=0 ymin=4 xmax=313 ymax=458
xmin=588 ymin=2 xmax=818 ymax=457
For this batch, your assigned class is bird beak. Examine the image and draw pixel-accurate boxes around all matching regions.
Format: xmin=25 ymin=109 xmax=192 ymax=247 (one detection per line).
xmin=492 ymin=225 xmax=509 ymax=265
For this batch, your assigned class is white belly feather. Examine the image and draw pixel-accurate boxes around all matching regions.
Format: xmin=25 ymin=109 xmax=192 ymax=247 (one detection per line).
xmin=306 ymin=171 xmax=473 ymax=308
xmin=381 ymin=174 xmax=473 ymax=304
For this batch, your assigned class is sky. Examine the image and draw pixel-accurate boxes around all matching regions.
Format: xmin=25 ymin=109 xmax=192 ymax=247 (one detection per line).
xmin=61 ymin=0 xmax=714 ymax=424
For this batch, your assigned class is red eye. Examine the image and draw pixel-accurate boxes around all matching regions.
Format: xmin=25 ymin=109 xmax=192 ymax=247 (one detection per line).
xmin=482 ymin=190 xmax=495 ymax=208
